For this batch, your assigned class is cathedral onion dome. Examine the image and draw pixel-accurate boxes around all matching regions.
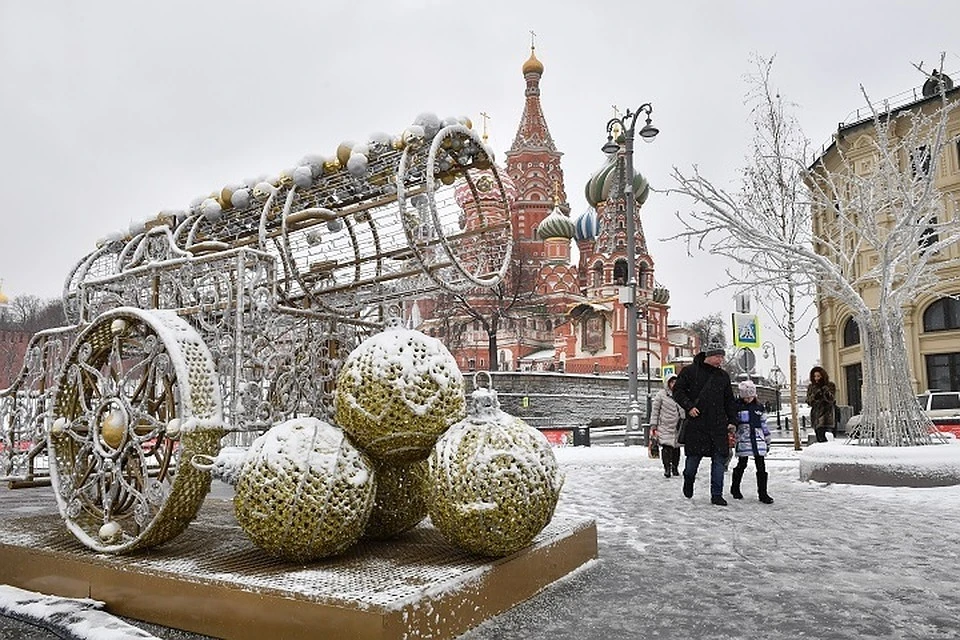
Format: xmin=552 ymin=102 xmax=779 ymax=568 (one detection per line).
xmin=574 ymin=206 xmax=599 ymax=242
xmin=522 ymin=47 xmax=544 ymax=75
xmin=453 ymin=168 xmax=518 ymax=208
xmin=652 ymin=286 xmax=670 ymax=304
xmin=537 ymin=205 xmax=575 ymax=240
xmin=584 ymin=154 xmax=651 ymax=208
xmin=0 ymin=286 xmax=8 ymax=305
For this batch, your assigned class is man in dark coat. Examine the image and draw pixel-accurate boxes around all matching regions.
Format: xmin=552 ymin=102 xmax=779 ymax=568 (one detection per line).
xmin=672 ymin=345 xmax=738 ymax=506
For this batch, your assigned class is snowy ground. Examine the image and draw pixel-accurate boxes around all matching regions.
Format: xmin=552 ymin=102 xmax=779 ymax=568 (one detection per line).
xmin=4 ymin=444 xmax=960 ymax=639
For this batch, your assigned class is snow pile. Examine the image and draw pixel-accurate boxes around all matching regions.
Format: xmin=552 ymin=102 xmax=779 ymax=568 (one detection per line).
xmin=0 ymin=585 xmax=159 ymax=640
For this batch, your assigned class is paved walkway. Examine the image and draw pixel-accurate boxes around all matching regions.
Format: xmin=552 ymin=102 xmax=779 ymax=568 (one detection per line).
xmin=3 ymin=447 xmax=960 ymax=639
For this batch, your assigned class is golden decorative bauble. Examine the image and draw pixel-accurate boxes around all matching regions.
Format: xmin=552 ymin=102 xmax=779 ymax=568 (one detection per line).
xmin=334 ymin=323 xmax=465 ymax=464
xmin=99 ymin=407 xmax=127 ymax=449
xmin=336 ymin=142 xmax=354 ymax=167
xmin=427 ymin=380 xmax=563 ymax=557
xmin=233 ymin=417 xmax=375 ymax=562
xmin=362 ymin=460 xmax=428 ymax=540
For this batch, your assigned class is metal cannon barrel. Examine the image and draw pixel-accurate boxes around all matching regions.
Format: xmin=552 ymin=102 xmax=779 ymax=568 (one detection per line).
xmin=63 ymin=118 xmax=513 ymax=324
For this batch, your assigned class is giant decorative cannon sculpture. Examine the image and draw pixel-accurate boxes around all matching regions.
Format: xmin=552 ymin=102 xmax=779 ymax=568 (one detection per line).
xmin=0 ymin=113 xmax=516 ymax=553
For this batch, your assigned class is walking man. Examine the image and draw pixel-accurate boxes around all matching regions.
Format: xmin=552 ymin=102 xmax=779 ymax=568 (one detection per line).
xmin=672 ymin=344 xmax=738 ymax=506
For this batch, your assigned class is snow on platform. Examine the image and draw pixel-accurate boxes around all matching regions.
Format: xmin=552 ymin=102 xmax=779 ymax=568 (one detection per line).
xmin=0 ymin=490 xmax=596 ymax=640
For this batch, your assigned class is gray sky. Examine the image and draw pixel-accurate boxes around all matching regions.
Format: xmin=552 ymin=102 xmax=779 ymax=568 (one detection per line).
xmin=2 ymin=0 xmax=959 ymax=377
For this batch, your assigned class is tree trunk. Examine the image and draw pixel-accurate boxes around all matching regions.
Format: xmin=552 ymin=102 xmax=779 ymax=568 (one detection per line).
xmin=851 ymin=308 xmax=934 ymax=445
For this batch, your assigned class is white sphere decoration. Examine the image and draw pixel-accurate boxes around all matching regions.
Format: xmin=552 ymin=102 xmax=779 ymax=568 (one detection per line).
xmin=293 ymin=166 xmax=313 ymax=187
xmin=428 ymin=373 xmax=563 ymax=557
xmin=233 ymin=417 xmax=376 ymax=561
xmin=50 ymin=417 xmax=68 ymax=435
xmin=200 ymin=198 xmax=222 ymax=221
xmin=230 ymin=188 xmax=250 ymax=209
xmin=347 ymin=153 xmax=369 ymax=177
xmin=165 ymin=418 xmax=182 ymax=439
xmin=98 ymin=521 xmax=122 ymax=543
xmin=110 ymin=319 xmax=128 ymax=336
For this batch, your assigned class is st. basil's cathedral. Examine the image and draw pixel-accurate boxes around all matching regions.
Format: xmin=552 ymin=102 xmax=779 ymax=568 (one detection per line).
xmin=414 ymin=46 xmax=700 ymax=376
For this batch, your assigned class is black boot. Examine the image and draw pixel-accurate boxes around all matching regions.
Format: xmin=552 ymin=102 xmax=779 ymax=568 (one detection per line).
xmin=682 ymin=473 xmax=694 ymax=498
xmin=711 ymin=495 xmax=728 ymax=506
xmin=758 ymin=471 xmax=774 ymax=504
xmin=671 ymin=449 xmax=681 ymax=476
xmin=731 ymin=466 xmax=744 ymax=500
xmin=661 ymin=445 xmax=673 ymax=477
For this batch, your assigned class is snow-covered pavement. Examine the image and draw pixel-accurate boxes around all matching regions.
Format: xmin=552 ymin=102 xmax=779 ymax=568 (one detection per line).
xmin=3 ymin=444 xmax=960 ymax=639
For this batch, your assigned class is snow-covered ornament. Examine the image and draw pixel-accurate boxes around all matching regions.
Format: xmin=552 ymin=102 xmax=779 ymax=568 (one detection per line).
xmin=200 ymin=198 xmax=222 ymax=221
xmin=362 ymin=459 xmax=428 ymax=540
xmin=334 ymin=319 xmax=465 ymax=463
xmin=305 ymin=229 xmax=323 ymax=246
xmin=346 ymin=152 xmax=369 ymax=178
xmin=293 ymin=165 xmax=313 ymax=188
xmin=413 ymin=112 xmax=442 ymax=140
xmin=230 ymin=188 xmax=250 ymax=209
xmin=231 ymin=417 xmax=375 ymax=562
xmin=327 ymin=217 xmax=343 ymax=233
xmin=427 ymin=372 xmax=563 ymax=557
xmin=253 ymin=182 xmax=277 ymax=200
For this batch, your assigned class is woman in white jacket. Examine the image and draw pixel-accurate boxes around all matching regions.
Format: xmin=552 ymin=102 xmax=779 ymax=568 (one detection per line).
xmin=650 ymin=375 xmax=684 ymax=478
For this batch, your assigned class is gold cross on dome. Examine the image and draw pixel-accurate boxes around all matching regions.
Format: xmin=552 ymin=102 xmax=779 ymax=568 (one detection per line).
xmin=480 ymin=111 xmax=491 ymax=143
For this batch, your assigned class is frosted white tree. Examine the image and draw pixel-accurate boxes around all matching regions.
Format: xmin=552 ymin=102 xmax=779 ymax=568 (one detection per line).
xmin=668 ymin=55 xmax=816 ymax=450
xmin=669 ymin=63 xmax=959 ymax=447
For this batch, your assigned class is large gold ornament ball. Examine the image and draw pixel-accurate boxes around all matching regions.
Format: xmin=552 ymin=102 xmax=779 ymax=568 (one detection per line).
xmin=234 ymin=417 xmax=375 ymax=562
xmin=362 ymin=460 xmax=429 ymax=540
xmin=334 ymin=325 xmax=465 ymax=463
xmin=427 ymin=387 xmax=564 ymax=557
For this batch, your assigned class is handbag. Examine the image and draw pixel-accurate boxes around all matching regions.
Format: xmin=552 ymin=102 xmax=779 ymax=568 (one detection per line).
xmin=676 ymin=418 xmax=687 ymax=445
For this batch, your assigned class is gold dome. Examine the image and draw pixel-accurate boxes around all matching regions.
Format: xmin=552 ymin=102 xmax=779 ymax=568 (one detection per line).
xmin=522 ymin=47 xmax=544 ymax=75
xmin=0 ymin=283 xmax=8 ymax=305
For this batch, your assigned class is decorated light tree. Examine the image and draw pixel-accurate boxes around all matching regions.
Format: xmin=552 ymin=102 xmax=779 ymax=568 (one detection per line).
xmin=670 ymin=63 xmax=960 ymax=447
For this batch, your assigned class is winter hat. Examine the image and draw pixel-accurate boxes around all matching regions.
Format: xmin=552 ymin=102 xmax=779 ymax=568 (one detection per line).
xmin=738 ymin=380 xmax=757 ymax=398
xmin=704 ymin=343 xmax=725 ymax=358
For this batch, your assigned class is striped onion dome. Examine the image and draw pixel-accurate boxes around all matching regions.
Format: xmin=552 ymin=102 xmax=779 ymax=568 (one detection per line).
xmin=574 ymin=206 xmax=599 ymax=241
xmin=537 ymin=205 xmax=575 ymax=240
xmin=584 ymin=153 xmax=650 ymax=208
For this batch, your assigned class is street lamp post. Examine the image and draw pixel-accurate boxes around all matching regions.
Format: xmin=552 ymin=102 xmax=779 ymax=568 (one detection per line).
xmin=603 ymin=104 xmax=659 ymax=443
xmin=762 ymin=341 xmax=781 ymax=429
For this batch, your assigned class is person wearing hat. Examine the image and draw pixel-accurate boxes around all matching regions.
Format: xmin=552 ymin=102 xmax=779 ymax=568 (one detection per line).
xmin=650 ymin=374 xmax=683 ymax=478
xmin=731 ymin=379 xmax=774 ymax=504
xmin=672 ymin=343 xmax=739 ymax=506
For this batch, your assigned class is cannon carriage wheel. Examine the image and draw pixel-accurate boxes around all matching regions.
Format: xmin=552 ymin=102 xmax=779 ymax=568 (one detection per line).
xmin=49 ymin=307 xmax=223 ymax=553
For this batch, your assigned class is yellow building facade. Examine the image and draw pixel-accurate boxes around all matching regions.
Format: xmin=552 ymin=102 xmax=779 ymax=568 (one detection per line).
xmin=812 ymin=79 xmax=960 ymax=413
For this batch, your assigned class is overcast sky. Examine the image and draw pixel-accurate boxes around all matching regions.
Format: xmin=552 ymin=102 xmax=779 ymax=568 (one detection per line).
xmin=2 ymin=0 xmax=959 ymax=377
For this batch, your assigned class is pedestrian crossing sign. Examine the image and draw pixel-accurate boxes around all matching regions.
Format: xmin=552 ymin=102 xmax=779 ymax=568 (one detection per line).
xmin=733 ymin=313 xmax=761 ymax=348
xmin=662 ymin=364 xmax=676 ymax=381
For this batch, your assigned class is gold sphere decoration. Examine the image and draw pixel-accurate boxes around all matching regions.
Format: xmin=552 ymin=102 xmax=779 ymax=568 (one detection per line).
xmin=336 ymin=142 xmax=354 ymax=167
xmin=362 ymin=460 xmax=428 ymax=540
xmin=99 ymin=407 xmax=127 ymax=449
xmin=233 ymin=417 xmax=375 ymax=562
xmin=427 ymin=378 xmax=563 ymax=557
xmin=334 ymin=323 xmax=465 ymax=464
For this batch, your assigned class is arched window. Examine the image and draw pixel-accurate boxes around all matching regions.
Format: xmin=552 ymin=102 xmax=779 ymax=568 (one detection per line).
xmin=842 ymin=317 xmax=860 ymax=347
xmin=613 ymin=259 xmax=628 ymax=285
xmin=924 ymin=296 xmax=960 ymax=332
xmin=638 ymin=263 xmax=649 ymax=290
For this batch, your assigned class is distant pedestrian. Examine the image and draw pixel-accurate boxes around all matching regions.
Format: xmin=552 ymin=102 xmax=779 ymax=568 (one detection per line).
xmin=730 ymin=380 xmax=774 ymax=504
xmin=672 ymin=345 xmax=738 ymax=506
xmin=651 ymin=374 xmax=683 ymax=478
xmin=806 ymin=366 xmax=837 ymax=443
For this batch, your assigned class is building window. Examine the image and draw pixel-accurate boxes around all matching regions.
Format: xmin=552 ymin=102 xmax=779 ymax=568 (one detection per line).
xmin=920 ymin=216 xmax=939 ymax=250
xmin=842 ymin=317 xmax=860 ymax=347
xmin=923 ymin=296 xmax=960 ymax=332
xmin=592 ymin=261 xmax=604 ymax=288
xmin=925 ymin=353 xmax=960 ymax=391
xmin=911 ymin=145 xmax=931 ymax=177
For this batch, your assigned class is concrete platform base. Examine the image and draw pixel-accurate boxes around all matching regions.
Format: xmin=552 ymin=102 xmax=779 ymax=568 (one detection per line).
xmin=799 ymin=440 xmax=960 ymax=487
xmin=0 ymin=497 xmax=597 ymax=640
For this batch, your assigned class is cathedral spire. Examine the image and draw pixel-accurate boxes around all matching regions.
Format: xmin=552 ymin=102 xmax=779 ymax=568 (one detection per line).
xmin=509 ymin=42 xmax=557 ymax=153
